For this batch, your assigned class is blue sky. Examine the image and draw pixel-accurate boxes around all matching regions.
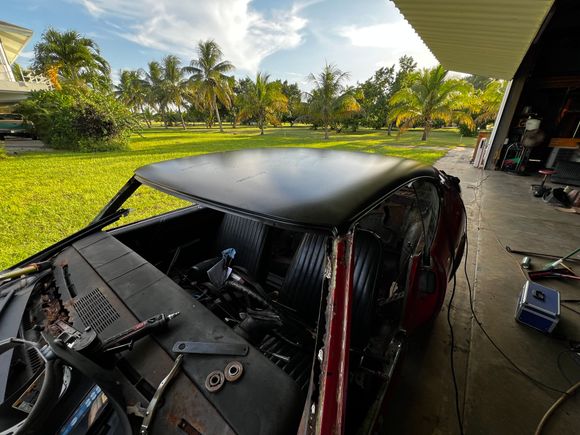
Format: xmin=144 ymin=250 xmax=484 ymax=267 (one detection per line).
xmin=7 ymin=0 xmax=437 ymax=88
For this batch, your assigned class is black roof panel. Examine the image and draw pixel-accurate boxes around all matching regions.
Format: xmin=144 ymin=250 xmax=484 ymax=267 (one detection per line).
xmin=134 ymin=148 xmax=435 ymax=230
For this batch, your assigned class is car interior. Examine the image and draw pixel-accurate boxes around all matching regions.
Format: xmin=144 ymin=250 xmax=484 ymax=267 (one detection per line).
xmin=110 ymin=185 xmax=425 ymax=429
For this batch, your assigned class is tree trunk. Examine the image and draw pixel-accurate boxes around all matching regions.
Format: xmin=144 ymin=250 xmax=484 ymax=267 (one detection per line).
xmin=421 ymin=125 xmax=429 ymax=141
xmin=215 ymin=106 xmax=224 ymax=132
xmin=141 ymin=105 xmax=151 ymax=128
xmin=324 ymin=124 xmax=329 ymax=139
xmin=387 ymin=122 xmax=393 ymax=136
xmin=177 ymin=105 xmax=186 ymax=129
xmin=161 ymin=107 xmax=168 ymax=128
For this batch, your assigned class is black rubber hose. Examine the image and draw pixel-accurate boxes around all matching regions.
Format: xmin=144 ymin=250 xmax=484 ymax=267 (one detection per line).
xmin=225 ymin=280 xmax=274 ymax=310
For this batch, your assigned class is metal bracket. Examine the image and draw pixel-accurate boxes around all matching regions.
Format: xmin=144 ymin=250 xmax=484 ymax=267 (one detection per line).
xmin=140 ymin=354 xmax=183 ymax=435
xmin=172 ymin=341 xmax=249 ymax=356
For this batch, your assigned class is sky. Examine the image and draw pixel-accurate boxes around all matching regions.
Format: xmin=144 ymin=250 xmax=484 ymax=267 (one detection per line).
xmin=6 ymin=0 xmax=438 ymax=88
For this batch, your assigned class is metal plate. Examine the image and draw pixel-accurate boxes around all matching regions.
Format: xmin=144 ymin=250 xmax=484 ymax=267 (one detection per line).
xmin=172 ymin=341 xmax=249 ymax=356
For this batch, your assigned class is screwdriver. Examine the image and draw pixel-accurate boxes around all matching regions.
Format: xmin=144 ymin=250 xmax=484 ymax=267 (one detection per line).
xmin=102 ymin=312 xmax=180 ymax=351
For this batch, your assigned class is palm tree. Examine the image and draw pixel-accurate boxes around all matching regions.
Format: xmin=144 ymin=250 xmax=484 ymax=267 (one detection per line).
xmin=114 ymin=70 xmax=150 ymax=127
xmin=456 ymin=79 xmax=506 ymax=135
xmin=238 ymin=73 xmax=288 ymax=135
xmin=389 ymin=65 xmax=473 ymax=141
xmin=186 ymin=40 xmax=234 ymax=132
xmin=142 ymin=61 xmax=166 ymax=126
xmin=161 ymin=55 xmax=189 ymax=129
xmin=306 ymin=63 xmax=361 ymax=139
xmin=472 ymin=80 xmax=506 ymax=126
xmin=32 ymin=27 xmax=110 ymax=89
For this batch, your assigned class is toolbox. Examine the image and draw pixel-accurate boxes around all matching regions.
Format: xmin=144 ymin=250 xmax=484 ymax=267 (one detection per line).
xmin=515 ymin=281 xmax=560 ymax=333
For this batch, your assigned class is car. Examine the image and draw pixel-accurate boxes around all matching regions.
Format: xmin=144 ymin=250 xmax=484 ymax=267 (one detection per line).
xmin=0 ymin=113 xmax=35 ymax=140
xmin=0 ymin=148 xmax=466 ymax=435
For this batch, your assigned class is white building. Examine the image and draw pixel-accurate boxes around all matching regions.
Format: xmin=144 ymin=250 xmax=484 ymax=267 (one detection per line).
xmin=0 ymin=20 xmax=50 ymax=104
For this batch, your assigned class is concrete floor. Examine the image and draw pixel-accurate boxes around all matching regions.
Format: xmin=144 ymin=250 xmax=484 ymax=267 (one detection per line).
xmin=384 ymin=147 xmax=580 ymax=434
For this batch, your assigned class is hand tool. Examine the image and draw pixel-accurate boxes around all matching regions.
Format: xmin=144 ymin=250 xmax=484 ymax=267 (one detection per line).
xmin=140 ymin=354 xmax=183 ymax=435
xmin=102 ymin=312 xmax=180 ymax=351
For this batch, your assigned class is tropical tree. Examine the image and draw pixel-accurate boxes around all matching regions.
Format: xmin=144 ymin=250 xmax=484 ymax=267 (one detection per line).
xmin=227 ymin=77 xmax=249 ymax=128
xmin=161 ymin=55 xmax=189 ymax=129
xmin=238 ymin=73 xmax=288 ymax=135
xmin=358 ymin=66 xmax=395 ymax=129
xmin=279 ymin=80 xmax=302 ymax=126
xmin=389 ymin=65 xmax=473 ymax=140
xmin=455 ymin=79 xmax=506 ymax=136
xmin=32 ymin=27 xmax=110 ymax=89
xmin=306 ymin=63 xmax=361 ymax=139
xmin=186 ymin=40 xmax=234 ymax=132
xmin=142 ymin=61 xmax=167 ymax=126
xmin=11 ymin=62 xmax=26 ymax=81
xmin=472 ymin=80 xmax=506 ymax=126
xmin=114 ymin=70 xmax=151 ymax=127
xmin=386 ymin=55 xmax=417 ymax=135
xmin=465 ymin=74 xmax=493 ymax=91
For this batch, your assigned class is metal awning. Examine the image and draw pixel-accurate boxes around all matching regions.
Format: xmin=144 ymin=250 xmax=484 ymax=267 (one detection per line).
xmin=391 ymin=0 xmax=554 ymax=79
xmin=0 ymin=21 xmax=33 ymax=64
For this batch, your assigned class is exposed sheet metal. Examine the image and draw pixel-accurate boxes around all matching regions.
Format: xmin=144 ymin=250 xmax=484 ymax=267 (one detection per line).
xmin=391 ymin=0 xmax=554 ymax=79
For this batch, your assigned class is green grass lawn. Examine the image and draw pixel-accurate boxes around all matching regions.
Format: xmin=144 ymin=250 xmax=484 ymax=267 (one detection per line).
xmin=0 ymin=126 xmax=472 ymax=269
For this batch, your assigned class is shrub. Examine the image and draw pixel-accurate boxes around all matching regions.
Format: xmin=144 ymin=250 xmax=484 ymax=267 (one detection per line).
xmin=458 ymin=123 xmax=478 ymax=137
xmin=17 ymin=85 xmax=135 ymax=151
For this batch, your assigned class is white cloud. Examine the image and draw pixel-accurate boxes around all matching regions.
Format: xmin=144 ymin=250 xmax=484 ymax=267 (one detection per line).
xmin=73 ymin=0 xmax=308 ymax=73
xmin=339 ymin=20 xmax=438 ymax=68
xmin=19 ymin=51 xmax=34 ymax=59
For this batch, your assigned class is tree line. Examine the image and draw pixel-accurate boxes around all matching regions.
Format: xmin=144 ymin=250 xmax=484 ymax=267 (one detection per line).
xmin=19 ymin=27 xmax=506 ymax=141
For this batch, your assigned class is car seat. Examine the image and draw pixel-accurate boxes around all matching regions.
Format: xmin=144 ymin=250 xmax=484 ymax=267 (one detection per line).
xmin=215 ymin=214 xmax=270 ymax=278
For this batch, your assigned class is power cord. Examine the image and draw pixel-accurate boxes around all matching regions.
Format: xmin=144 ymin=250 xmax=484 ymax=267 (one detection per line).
xmin=534 ymin=380 xmax=580 ymax=435
xmin=446 ymin=271 xmax=464 ymax=435
xmin=451 ymin=167 xmax=580 ymax=435
xmin=556 ymin=350 xmax=580 ymax=385
xmin=463 ymin=234 xmax=567 ymax=395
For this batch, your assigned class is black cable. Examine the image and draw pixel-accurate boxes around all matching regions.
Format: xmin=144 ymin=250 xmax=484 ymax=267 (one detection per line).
xmin=446 ymin=271 xmax=464 ymax=435
xmin=457 ymin=174 xmax=569 ymax=396
xmin=557 ymin=352 xmax=570 ymax=385
xmin=562 ymin=303 xmax=580 ymax=316
xmin=556 ymin=350 xmax=580 ymax=385
xmin=463 ymin=233 xmax=567 ymax=395
xmin=572 ymin=353 xmax=580 ymax=368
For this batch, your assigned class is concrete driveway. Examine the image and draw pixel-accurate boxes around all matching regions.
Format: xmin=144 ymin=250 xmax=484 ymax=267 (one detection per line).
xmin=384 ymin=147 xmax=580 ymax=434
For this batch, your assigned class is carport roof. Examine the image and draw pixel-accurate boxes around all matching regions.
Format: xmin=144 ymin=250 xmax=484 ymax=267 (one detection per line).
xmin=0 ymin=21 xmax=33 ymax=64
xmin=391 ymin=0 xmax=554 ymax=79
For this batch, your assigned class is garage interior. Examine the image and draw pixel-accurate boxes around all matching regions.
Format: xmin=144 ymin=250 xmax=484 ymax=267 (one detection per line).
xmin=389 ymin=0 xmax=580 ymax=433
xmin=485 ymin=0 xmax=580 ymax=180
